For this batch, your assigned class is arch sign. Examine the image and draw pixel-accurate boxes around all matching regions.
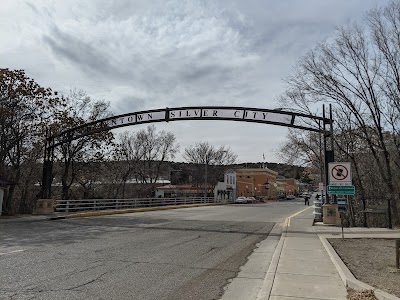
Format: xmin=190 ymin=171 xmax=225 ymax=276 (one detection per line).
xmin=40 ymin=106 xmax=333 ymax=199
xmin=328 ymin=162 xmax=351 ymax=186
xmin=50 ymin=106 xmax=330 ymax=146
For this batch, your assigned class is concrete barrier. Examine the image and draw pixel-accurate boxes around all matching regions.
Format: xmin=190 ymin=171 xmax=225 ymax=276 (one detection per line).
xmin=34 ymin=199 xmax=55 ymax=215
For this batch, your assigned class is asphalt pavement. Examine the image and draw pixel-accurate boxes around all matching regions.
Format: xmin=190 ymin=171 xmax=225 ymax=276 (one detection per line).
xmin=0 ymin=202 xmax=305 ymax=300
xmin=4 ymin=199 xmax=385 ymax=300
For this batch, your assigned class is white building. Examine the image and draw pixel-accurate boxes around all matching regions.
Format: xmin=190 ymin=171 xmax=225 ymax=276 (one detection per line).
xmin=214 ymin=169 xmax=236 ymax=202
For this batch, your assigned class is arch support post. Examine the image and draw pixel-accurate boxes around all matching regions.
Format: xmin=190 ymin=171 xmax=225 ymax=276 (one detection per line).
xmin=35 ymin=129 xmax=56 ymax=214
xmin=323 ymin=104 xmax=335 ymax=205
xmin=40 ymin=132 xmax=54 ymax=200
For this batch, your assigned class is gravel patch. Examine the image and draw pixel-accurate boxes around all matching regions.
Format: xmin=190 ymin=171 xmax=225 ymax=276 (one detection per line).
xmin=329 ymin=238 xmax=400 ymax=298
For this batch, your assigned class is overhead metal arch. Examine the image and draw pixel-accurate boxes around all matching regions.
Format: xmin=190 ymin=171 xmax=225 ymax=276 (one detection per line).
xmin=40 ymin=106 xmax=333 ymax=199
xmin=49 ymin=106 xmax=332 ymax=146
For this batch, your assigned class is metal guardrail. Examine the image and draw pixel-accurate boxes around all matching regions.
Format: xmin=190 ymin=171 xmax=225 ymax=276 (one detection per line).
xmin=54 ymin=197 xmax=217 ymax=213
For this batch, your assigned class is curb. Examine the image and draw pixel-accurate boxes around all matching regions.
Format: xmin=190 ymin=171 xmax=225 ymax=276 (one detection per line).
xmin=319 ymin=236 xmax=400 ymax=300
xmin=256 ymin=221 xmax=287 ymax=299
xmin=0 ymin=215 xmax=51 ymax=223
xmin=51 ymin=202 xmax=226 ymax=220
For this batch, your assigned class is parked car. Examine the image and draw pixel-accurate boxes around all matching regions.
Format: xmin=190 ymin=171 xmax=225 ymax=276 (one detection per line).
xmin=256 ymin=196 xmax=268 ymax=202
xmin=234 ymin=196 xmax=248 ymax=204
xmin=278 ymin=194 xmax=286 ymax=200
xmin=286 ymin=194 xmax=296 ymax=200
xmin=246 ymin=196 xmax=256 ymax=203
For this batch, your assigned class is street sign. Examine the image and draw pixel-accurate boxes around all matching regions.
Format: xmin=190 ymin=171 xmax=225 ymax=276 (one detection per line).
xmin=328 ymin=162 xmax=352 ymax=186
xmin=327 ymin=185 xmax=355 ymax=195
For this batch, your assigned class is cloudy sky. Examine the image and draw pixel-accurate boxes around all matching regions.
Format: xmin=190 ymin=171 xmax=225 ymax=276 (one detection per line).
xmin=0 ymin=0 xmax=390 ymax=163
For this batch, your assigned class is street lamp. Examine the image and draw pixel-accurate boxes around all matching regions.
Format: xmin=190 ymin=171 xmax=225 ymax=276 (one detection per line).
xmin=204 ymin=162 xmax=208 ymax=199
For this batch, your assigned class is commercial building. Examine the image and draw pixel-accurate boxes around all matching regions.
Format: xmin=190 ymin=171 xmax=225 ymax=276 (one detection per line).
xmin=214 ymin=169 xmax=236 ymax=202
xmin=235 ymin=168 xmax=278 ymax=199
xmin=276 ymin=178 xmax=299 ymax=196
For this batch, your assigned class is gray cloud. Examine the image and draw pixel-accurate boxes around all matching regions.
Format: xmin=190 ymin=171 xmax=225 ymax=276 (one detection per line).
xmin=39 ymin=1 xmax=259 ymax=100
xmin=0 ymin=0 xmax=391 ymax=162
xmin=43 ymin=26 xmax=119 ymax=77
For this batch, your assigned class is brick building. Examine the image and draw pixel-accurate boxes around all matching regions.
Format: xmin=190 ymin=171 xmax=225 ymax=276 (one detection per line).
xmin=276 ymin=178 xmax=299 ymax=196
xmin=235 ymin=168 xmax=278 ymax=199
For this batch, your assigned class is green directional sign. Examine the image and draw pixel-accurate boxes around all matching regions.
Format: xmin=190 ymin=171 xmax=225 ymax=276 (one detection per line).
xmin=327 ymin=185 xmax=355 ymax=195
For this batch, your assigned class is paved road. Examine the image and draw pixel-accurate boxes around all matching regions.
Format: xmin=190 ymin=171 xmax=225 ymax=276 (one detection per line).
xmin=0 ymin=200 xmax=305 ymax=300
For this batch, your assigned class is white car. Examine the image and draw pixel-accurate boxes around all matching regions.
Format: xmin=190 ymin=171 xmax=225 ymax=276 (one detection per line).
xmin=286 ymin=195 xmax=296 ymax=200
xmin=234 ymin=196 xmax=248 ymax=204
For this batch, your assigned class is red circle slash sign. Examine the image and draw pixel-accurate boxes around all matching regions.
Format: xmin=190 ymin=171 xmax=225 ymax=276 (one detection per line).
xmin=332 ymin=165 xmax=349 ymax=180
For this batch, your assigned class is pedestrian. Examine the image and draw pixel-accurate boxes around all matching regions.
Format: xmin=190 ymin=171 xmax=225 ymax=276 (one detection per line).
xmin=304 ymin=196 xmax=310 ymax=206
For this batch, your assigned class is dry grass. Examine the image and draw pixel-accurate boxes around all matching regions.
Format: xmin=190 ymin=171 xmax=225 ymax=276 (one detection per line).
xmin=329 ymin=238 xmax=400 ymax=299
xmin=347 ymin=289 xmax=378 ymax=300
xmin=347 ymin=289 xmax=377 ymax=300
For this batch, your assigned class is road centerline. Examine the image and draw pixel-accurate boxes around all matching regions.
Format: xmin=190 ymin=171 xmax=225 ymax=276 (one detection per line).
xmin=0 ymin=249 xmax=24 ymax=256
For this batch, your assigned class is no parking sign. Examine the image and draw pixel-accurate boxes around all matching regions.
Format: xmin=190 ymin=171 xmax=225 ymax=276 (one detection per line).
xmin=328 ymin=162 xmax=352 ymax=186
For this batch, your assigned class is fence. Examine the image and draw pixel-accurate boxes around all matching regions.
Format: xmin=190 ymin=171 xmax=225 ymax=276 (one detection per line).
xmin=363 ymin=197 xmax=392 ymax=228
xmin=54 ymin=197 xmax=218 ymax=213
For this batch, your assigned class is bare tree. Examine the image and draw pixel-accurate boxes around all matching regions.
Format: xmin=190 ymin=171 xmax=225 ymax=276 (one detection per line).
xmin=55 ymin=90 xmax=114 ymax=200
xmin=113 ymin=131 xmax=145 ymax=198
xmin=183 ymin=141 xmax=237 ymax=190
xmin=115 ymin=125 xmax=179 ymax=197
xmin=183 ymin=142 xmax=237 ymax=165
xmin=280 ymin=1 xmax=400 ymax=224
xmin=279 ymin=129 xmax=323 ymax=171
xmin=368 ymin=2 xmax=400 ymax=172
xmin=0 ymin=68 xmax=61 ymax=214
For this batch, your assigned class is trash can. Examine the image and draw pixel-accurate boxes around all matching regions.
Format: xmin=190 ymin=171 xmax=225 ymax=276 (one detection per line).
xmin=313 ymin=199 xmax=323 ymax=221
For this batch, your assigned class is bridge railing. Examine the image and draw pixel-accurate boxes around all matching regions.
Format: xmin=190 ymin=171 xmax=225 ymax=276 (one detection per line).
xmin=54 ymin=197 xmax=218 ymax=213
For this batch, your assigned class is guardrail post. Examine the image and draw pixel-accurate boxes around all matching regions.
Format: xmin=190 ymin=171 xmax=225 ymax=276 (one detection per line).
xmin=66 ymin=200 xmax=69 ymax=213
xmin=388 ymin=197 xmax=393 ymax=229
xmin=362 ymin=198 xmax=367 ymax=227
xmin=396 ymin=239 xmax=400 ymax=269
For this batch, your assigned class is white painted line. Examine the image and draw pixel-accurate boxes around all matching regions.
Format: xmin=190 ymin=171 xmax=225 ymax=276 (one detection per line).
xmin=287 ymin=206 xmax=312 ymax=227
xmin=0 ymin=249 xmax=24 ymax=256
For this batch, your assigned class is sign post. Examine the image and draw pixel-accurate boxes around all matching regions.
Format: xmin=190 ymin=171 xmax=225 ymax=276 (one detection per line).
xmin=337 ymin=198 xmax=347 ymax=240
xmin=396 ymin=239 xmax=400 ymax=269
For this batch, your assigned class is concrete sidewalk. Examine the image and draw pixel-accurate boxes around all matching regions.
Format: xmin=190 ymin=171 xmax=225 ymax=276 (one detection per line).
xmin=221 ymin=206 xmax=348 ymax=300
xmin=258 ymin=206 xmax=348 ymax=300
xmin=254 ymin=206 xmax=400 ymax=300
xmin=259 ymin=208 xmax=400 ymax=300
